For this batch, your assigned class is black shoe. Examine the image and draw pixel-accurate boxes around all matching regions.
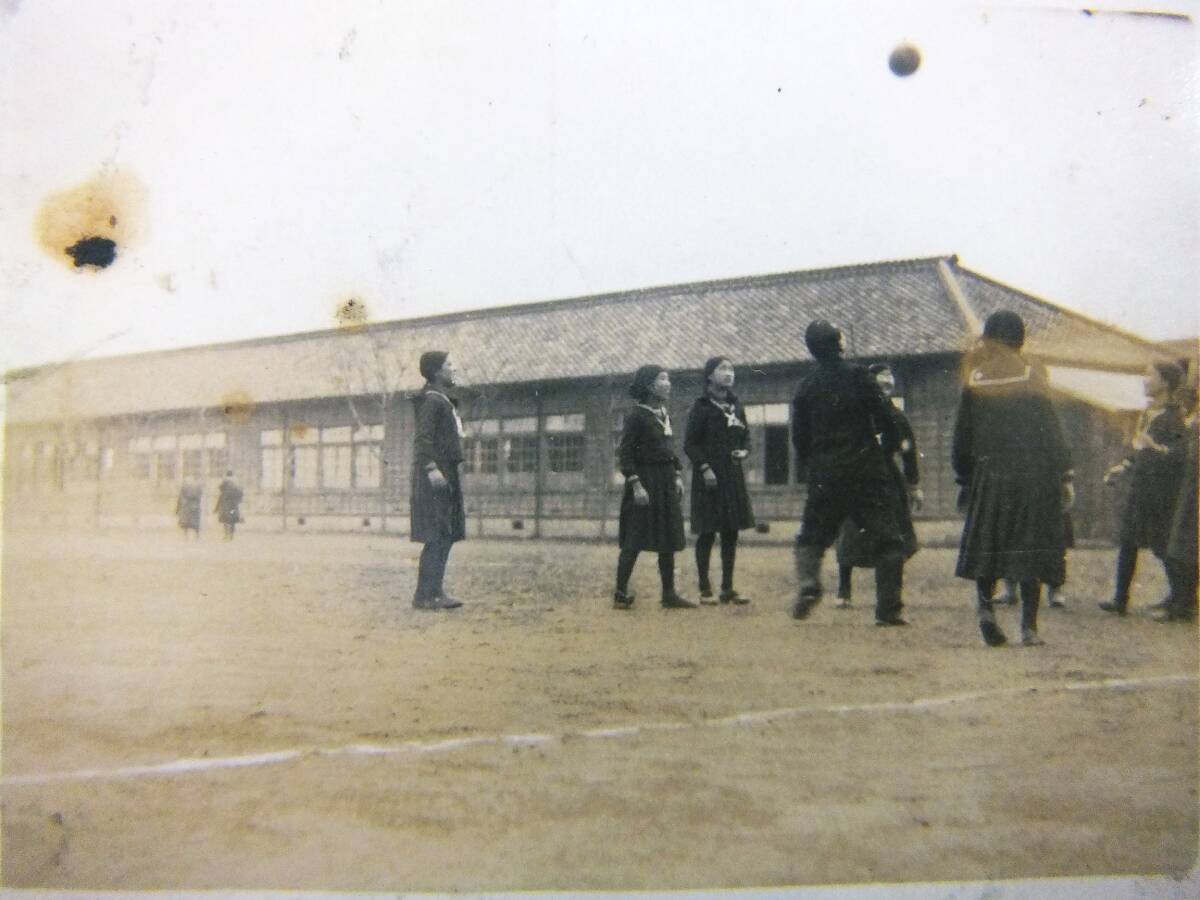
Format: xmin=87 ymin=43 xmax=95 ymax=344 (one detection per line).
xmin=791 ymin=591 xmax=821 ymax=620
xmin=875 ymin=616 xmax=908 ymax=627
xmin=428 ymin=595 xmax=463 ymax=610
xmin=613 ymin=590 xmax=635 ymax=610
xmin=979 ymin=619 xmax=1008 ymax=647
xmin=719 ymin=589 xmax=750 ymax=605
xmin=661 ymin=592 xmax=697 ymax=609
xmin=1098 ymin=601 xmax=1127 ymax=617
xmin=413 ymin=596 xmax=433 ymax=610
xmin=698 ymin=581 xmax=714 ymax=599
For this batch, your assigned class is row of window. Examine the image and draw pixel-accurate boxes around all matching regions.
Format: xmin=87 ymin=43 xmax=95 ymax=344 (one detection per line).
xmin=10 ymin=400 xmax=877 ymax=492
xmin=259 ymin=425 xmax=384 ymax=490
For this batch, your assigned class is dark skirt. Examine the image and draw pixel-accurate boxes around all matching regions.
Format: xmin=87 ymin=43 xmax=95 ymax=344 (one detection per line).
xmin=689 ymin=459 xmax=754 ymax=534
xmin=835 ymin=464 xmax=917 ymax=567
xmin=1118 ymin=472 xmax=1180 ymax=553
xmin=956 ymin=459 xmax=1068 ymax=584
xmin=619 ymin=463 xmax=686 ymax=553
xmin=410 ymin=467 xmax=466 ymax=544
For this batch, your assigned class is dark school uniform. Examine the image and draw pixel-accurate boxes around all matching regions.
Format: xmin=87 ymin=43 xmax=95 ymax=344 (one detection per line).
xmin=792 ymin=359 xmax=903 ymax=551
xmin=953 ymin=351 xmax=1072 ymax=584
xmin=617 ymin=404 xmax=686 ymax=553
xmin=214 ymin=477 xmax=244 ymax=526
xmin=1165 ymin=416 xmax=1198 ymax=615
xmin=1115 ymin=402 xmax=1188 ymax=555
xmin=835 ymin=403 xmax=919 ymax=567
xmin=410 ymin=386 xmax=467 ymax=544
xmin=683 ymin=394 xmax=755 ymax=535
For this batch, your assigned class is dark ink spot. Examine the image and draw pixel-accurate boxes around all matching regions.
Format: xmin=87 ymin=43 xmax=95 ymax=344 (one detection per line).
xmin=65 ymin=236 xmax=116 ymax=268
xmin=109 ymin=215 xmax=117 ymax=226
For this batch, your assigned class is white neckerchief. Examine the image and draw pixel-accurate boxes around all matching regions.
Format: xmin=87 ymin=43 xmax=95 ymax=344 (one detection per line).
xmin=707 ymin=394 xmax=744 ymax=430
xmin=427 ymin=389 xmax=465 ymax=438
xmin=636 ymin=403 xmax=672 ymax=436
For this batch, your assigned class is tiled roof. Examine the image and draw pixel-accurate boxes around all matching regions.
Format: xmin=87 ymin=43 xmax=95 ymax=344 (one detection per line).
xmin=4 ymin=256 xmax=1167 ymax=424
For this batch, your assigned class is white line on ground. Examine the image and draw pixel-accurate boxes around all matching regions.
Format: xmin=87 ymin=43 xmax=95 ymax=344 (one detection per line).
xmin=3 ymin=673 xmax=1194 ymax=787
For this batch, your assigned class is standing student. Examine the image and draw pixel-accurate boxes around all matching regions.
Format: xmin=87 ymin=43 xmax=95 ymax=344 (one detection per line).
xmin=1099 ymin=362 xmax=1187 ymax=617
xmin=214 ymin=470 xmax=244 ymax=541
xmin=613 ymin=365 xmax=696 ymax=610
xmin=833 ymin=363 xmax=922 ymax=608
xmin=953 ymin=311 xmax=1074 ymax=647
xmin=410 ymin=351 xmax=467 ymax=611
xmin=684 ymin=357 xmax=755 ymax=605
xmin=1158 ymin=400 xmax=1198 ymax=623
xmin=791 ymin=321 xmax=908 ymax=626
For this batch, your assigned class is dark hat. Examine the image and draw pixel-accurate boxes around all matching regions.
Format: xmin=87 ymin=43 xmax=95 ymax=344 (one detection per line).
xmin=419 ymin=350 xmax=449 ymax=381
xmin=805 ymin=320 xmax=843 ymax=360
xmin=629 ymin=364 xmax=665 ymax=401
xmin=703 ymin=356 xmax=731 ymax=381
xmin=981 ymin=311 xmax=1025 ymax=350
xmin=867 ymin=363 xmax=892 ymax=377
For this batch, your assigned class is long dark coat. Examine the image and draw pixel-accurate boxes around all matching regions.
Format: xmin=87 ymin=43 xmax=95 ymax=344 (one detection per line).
xmin=683 ymin=394 xmax=755 ymax=535
xmin=617 ymin=404 xmax=686 ymax=553
xmin=214 ymin=477 xmax=244 ymax=525
xmin=1115 ymin=402 xmax=1187 ymax=553
xmin=953 ymin=349 xmax=1072 ymax=583
xmin=836 ymin=404 xmax=919 ymax=567
xmin=410 ymin=386 xmax=467 ymax=544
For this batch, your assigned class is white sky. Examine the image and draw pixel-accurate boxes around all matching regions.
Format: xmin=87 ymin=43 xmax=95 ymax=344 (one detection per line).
xmin=1 ymin=0 xmax=1197 ymax=374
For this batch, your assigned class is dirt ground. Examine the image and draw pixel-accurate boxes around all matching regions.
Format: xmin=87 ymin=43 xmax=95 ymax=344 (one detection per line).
xmin=1 ymin=528 xmax=1196 ymax=892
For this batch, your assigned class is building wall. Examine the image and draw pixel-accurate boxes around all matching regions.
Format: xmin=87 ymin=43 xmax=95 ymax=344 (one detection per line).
xmin=2 ymin=354 xmax=1127 ymax=541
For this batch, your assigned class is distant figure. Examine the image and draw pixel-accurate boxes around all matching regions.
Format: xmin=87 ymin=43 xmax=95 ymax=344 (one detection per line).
xmin=953 ymin=311 xmax=1074 ymax=647
xmin=176 ymin=478 xmax=203 ymax=539
xmin=410 ymin=350 xmax=467 ymax=611
xmin=1099 ymin=361 xmax=1187 ymax=617
xmin=833 ymin=363 xmax=922 ymax=608
xmin=613 ymin=365 xmax=696 ymax=610
xmin=684 ymin=356 xmax=755 ymax=605
xmin=214 ymin=470 xmax=244 ymax=541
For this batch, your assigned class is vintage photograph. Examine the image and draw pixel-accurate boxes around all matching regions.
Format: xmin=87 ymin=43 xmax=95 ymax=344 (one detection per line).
xmin=1 ymin=1 xmax=1197 ymax=895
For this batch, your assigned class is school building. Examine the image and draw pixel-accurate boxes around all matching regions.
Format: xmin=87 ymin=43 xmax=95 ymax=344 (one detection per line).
xmin=2 ymin=255 xmax=1168 ymax=541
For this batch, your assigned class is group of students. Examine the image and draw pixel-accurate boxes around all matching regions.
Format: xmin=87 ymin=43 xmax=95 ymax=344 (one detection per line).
xmin=407 ymin=318 xmax=1198 ymax=644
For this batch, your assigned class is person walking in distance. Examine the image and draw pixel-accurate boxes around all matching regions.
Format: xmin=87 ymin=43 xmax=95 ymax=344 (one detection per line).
xmin=175 ymin=477 xmax=203 ymax=540
xmin=613 ymin=365 xmax=696 ymax=611
xmin=214 ymin=470 xmax=244 ymax=541
xmin=1099 ymin=361 xmax=1188 ymax=618
xmin=410 ymin=351 xmax=467 ymax=611
xmin=953 ymin=311 xmax=1074 ymax=647
xmin=684 ymin=357 xmax=755 ymax=605
xmin=791 ymin=321 xmax=908 ymax=626
xmin=833 ymin=363 xmax=922 ymax=608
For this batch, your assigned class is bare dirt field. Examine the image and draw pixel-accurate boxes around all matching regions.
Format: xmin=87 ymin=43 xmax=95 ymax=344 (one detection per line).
xmin=1 ymin=529 xmax=1196 ymax=892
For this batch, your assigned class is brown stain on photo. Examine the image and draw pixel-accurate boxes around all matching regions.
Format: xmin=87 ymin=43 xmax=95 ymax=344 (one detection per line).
xmin=33 ymin=169 xmax=148 ymax=271
xmin=289 ymin=422 xmax=312 ymax=441
xmin=220 ymin=390 xmax=255 ymax=425
xmin=334 ymin=296 xmax=370 ymax=331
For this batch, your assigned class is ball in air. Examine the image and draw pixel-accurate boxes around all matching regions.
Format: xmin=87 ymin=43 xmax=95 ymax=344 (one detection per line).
xmin=888 ymin=43 xmax=921 ymax=77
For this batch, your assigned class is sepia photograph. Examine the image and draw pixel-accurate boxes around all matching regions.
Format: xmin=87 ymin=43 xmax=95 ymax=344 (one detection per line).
xmin=1 ymin=1 xmax=1197 ymax=896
